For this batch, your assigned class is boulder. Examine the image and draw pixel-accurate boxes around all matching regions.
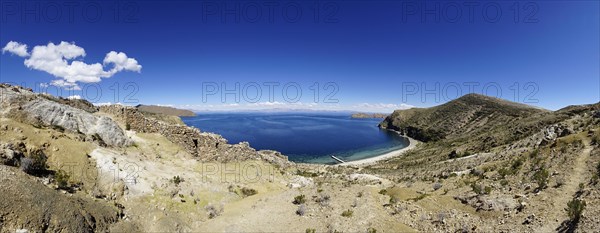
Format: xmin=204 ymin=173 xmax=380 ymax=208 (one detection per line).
xmin=538 ymin=124 xmax=573 ymax=146
xmin=0 ymin=142 xmax=26 ymax=166
xmin=287 ymin=176 xmax=314 ymax=188
xmin=0 ymin=85 xmax=130 ymax=147
xmin=477 ymin=195 xmax=518 ymax=212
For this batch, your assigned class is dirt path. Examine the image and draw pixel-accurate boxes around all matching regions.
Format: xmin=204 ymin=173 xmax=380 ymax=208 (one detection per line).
xmin=538 ymin=141 xmax=592 ymax=232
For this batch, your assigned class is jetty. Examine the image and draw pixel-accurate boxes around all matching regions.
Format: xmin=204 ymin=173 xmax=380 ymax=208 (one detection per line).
xmin=331 ymin=155 xmax=346 ymax=164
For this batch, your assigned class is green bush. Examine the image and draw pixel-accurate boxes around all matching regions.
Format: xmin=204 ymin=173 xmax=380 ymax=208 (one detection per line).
xmin=484 ymin=186 xmax=493 ymax=195
xmin=566 ymin=198 xmax=586 ymax=222
xmin=293 ymin=194 xmax=306 ymax=204
xmin=378 ymin=189 xmax=387 ymax=195
xmin=54 ymin=169 xmax=70 ymax=189
xmin=367 ymin=227 xmax=377 ymax=233
xmin=240 ymin=187 xmax=258 ymax=197
xmin=512 ymin=157 xmax=524 ymax=171
xmin=533 ymin=167 xmax=549 ymax=190
xmin=529 ymin=149 xmax=539 ymax=158
xmin=471 ymin=183 xmax=482 ymax=194
xmin=172 ymin=175 xmax=184 ymax=185
xmin=341 ymin=209 xmax=353 ymax=217
xmin=296 ymin=170 xmax=318 ymax=177
xmin=389 ymin=196 xmax=400 ymax=204
xmin=305 ymin=228 xmax=316 ymax=233
xmin=471 ymin=183 xmax=492 ymax=195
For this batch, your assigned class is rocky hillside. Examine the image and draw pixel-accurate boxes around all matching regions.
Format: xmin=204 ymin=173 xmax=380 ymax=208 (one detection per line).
xmin=136 ymin=105 xmax=196 ymax=117
xmin=379 ymin=94 xmax=547 ymax=142
xmin=366 ymin=94 xmax=600 ymax=232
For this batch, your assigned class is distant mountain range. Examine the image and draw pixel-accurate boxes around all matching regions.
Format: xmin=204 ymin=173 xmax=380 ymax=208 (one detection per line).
xmin=351 ymin=113 xmax=388 ymax=119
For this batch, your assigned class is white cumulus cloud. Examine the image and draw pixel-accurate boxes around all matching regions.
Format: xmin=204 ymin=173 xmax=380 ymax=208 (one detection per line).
xmin=2 ymin=41 xmax=29 ymax=57
xmin=355 ymin=103 xmax=414 ymax=110
xmin=50 ymin=79 xmax=81 ymax=91
xmin=2 ymin=41 xmax=142 ymax=89
xmin=104 ymin=51 xmax=142 ymax=74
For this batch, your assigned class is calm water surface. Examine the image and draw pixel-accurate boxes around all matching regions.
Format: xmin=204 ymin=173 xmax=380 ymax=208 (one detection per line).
xmin=182 ymin=112 xmax=408 ymax=164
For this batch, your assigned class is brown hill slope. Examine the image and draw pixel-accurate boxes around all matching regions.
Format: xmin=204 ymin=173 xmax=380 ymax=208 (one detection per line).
xmin=379 ymin=93 xmax=547 ymax=142
xmin=0 ymin=165 xmax=121 ymax=232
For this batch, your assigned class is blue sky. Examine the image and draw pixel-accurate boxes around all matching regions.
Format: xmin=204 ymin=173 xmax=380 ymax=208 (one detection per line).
xmin=0 ymin=0 xmax=598 ymax=112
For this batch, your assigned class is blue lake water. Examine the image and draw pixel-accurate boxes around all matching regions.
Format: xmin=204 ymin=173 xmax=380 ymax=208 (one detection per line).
xmin=181 ymin=112 xmax=408 ymax=164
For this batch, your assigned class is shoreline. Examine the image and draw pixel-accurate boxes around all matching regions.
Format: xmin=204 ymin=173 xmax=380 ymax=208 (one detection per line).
xmin=337 ymin=134 xmax=419 ymax=166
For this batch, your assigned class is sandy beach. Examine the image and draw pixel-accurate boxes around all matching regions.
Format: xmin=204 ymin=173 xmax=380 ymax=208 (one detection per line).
xmin=338 ymin=135 xmax=419 ymax=166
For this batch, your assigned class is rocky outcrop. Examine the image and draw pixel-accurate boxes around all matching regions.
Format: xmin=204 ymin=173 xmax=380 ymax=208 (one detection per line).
xmin=99 ymin=105 xmax=290 ymax=165
xmin=454 ymin=194 xmax=521 ymax=212
xmin=537 ymin=123 xmax=574 ymax=146
xmin=0 ymin=142 xmax=26 ymax=166
xmin=0 ymin=84 xmax=130 ymax=147
xmin=39 ymin=94 xmax=99 ymax=113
